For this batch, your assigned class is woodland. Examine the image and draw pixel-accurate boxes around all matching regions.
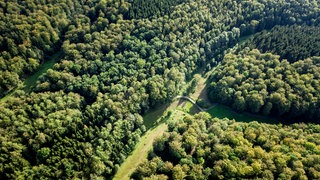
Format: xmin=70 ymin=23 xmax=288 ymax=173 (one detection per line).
xmin=0 ymin=0 xmax=320 ymax=179
xmin=133 ymin=113 xmax=320 ymax=179
xmin=208 ymin=49 xmax=320 ymax=122
xmin=242 ymin=25 xmax=320 ymax=62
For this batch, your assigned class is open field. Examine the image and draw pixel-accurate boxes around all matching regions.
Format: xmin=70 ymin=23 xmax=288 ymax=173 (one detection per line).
xmin=207 ymin=104 xmax=282 ymax=124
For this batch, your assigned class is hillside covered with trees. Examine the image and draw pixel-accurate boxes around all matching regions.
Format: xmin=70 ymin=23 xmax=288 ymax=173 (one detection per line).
xmin=242 ymin=25 xmax=320 ymax=62
xmin=133 ymin=113 xmax=320 ymax=179
xmin=0 ymin=0 xmax=320 ymax=179
xmin=208 ymin=49 xmax=320 ymax=122
xmin=0 ymin=0 xmax=80 ymax=97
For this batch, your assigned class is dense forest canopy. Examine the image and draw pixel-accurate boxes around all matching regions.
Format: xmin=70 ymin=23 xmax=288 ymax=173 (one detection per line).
xmin=126 ymin=0 xmax=187 ymax=19
xmin=133 ymin=113 xmax=320 ymax=179
xmin=208 ymin=49 xmax=320 ymax=122
xmin=242 ymin=25 xmax=320 ymax=62
xmin=0 ymin=0 xmax=76 ymax=97
xmin=0 ymin=0 xmax=320 ymax=179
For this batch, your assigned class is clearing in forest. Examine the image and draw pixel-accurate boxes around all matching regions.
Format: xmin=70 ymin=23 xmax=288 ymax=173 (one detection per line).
xmin=113 ymin=110 xmax=186 ymax=180
xmin=0 ymin=51 xmax=63 ymax=102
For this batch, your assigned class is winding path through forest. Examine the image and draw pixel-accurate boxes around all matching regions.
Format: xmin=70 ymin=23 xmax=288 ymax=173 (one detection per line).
xmin=113 ymin=123 xmax=168 ymax=180
xmin=114 ymin=96 xmax=210 ymax=179
xmin=113 ymin=110 xmax=186 ymax=180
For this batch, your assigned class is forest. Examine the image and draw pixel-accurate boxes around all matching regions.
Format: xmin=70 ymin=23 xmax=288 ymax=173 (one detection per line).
xmin=208 ymin=49 xmax=320 ymax=122
xmin=242 ymin=25 xmax=320 ymax=62
xmin=133 ymin=113 xmax=320 ymax=179
xmin=0 ymin=0 xmax=320 ymax=179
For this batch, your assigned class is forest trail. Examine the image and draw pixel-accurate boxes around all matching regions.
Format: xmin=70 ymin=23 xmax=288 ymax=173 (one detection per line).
xmin=113 ymin=123 xmax=168 ymax=180
xmin=113 ymin=110 xmax=185 ymax=180
xmin=114 ymin=71 xmax=216 ymax=179
xmin=114 ymin=52 xmax=283 ymax=179
xmin=0 ymin=51 xmax=63 ymax=102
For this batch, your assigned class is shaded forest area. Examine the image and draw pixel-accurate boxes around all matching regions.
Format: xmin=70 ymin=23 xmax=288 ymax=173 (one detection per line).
xmin=0 ymin=0 xmax=320 ymax=179
xmin=126 ymin=0 xmax=186 ymax=19
xmin=242 ymin=25 xmax=320 ymax=62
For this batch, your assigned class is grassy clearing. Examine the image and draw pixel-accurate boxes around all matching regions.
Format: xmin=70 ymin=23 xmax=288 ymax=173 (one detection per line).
xmin=0 ymin=89 xmax=18 ymax=102
xmin=114 ymin=72 xmax=208 ymax=179
xmin=207 ymin=104 xmax=282 ymax=124
xmin=238 ymin=30 xmax=271 ymax=46
xmin=143 ymin=103 xmax=169 ymax=129
xmin=189 ymin=75 xmax=207 ymax=100
xmin=23 ymin=51 xmax=63 ymax=92
xmin=238 ymin=34 xmax=254 ymax=45
xmin=177 ymin=101 xmax=199 ymax=114
xmin=0 ymin=51 xmax=63 ymax=102
xmin=115 ymin=56 xmax=284 ymax=179
xmin=143 ymin=96 xmax=188 ymax=129
xmin=113 ymin=123 xmax=168 ymax=180
xmin=189 ymin=68 xmax=218 ymax=108
xmin=114 ymin=110 xmax=186 ymax=180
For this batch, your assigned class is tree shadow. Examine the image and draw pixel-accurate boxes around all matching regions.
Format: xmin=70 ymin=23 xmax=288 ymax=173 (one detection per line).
xmin=143 ymin=103 xmax=170 ymax=130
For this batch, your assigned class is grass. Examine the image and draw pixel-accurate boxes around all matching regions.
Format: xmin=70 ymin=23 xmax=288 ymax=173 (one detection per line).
xmin=23 ymin=51 xmax=63 ymax=92
xmin=113 ymin=123 xmax=168 ymax=180
xmin=206 ymin=104 xmax=282 ymax=124
xmin=115 ymin=72 xmax=210 ymax=179
xmin=143 ymin=103 xmax=170 ymax=129
xmin=0 ymin=89 xmax=18 ymax=102
xmin=114 ymin=110 xmax=186 ymax=180
xmin=238 ymin=30 xmax=271 ymax=46
xmin=189 ymin=75 xmax=209 ymax=101
xmin=177 ymin=101 xmax=199 ymax=114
